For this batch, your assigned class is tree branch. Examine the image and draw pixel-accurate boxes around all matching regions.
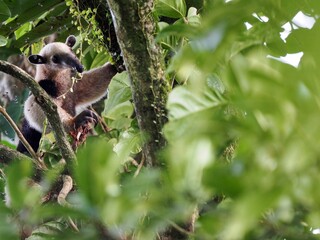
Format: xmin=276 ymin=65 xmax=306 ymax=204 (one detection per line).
xmin=57 ymin=175 xmax=73 ymax=206
xmin=106 ymin=0 xmax=169 ymax=167
xmin=57 ymin=175 xmax=79 ymax=232
xmin=0 ymin=60 xmax=76 ymax=165
xmin=0 ymin=144 xmax=34 ymax=165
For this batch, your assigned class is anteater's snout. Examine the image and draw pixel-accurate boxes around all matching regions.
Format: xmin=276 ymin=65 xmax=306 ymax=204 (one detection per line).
xmin=76 ymin=64 xmax=84 ymax=73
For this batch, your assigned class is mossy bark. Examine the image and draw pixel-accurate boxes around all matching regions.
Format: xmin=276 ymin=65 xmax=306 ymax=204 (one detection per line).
xmin=106 ymin=0 xmax=169 ymax=167
xmin=0 ymin=144 xmax=34 ymax=164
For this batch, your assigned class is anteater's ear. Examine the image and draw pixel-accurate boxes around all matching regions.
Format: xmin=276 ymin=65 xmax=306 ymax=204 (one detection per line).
xmin=28 ymin=55 xmax=46 ymax=64
xmin=66 ymin=35 xmax=76 ymax=48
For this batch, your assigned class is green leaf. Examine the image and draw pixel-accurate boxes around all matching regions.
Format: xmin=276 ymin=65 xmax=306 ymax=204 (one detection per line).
xmin=0 ymin=88 xmax=27 ymax=139
xmin=164 ymin=75 xmax=226 ymax=143
xmin=11 ymin=4 xmax=74 ymax=49
xmin=167 ymin=81 xmax=225 ymax=121
xmin=90 ymin=51 xmax=110 ymax=69
xmin=0 ymin=45 xmax=21 ymax=60
xmin=4 ymin=0 xmax=38 ymax=16
xmin=105 ymin=101 xmax=134 ymax=129
xmin=75 ymin=138 xmax=120 ymax=209
xmin=157 ymin=21 xmax=179 ymax=51
xmin=0 ymin=0 xmax=63 ymax=36
xmin=190 ymin=22 xmax=227 ymax=52
xmin=0 ymin=0 xmax=10 ymax=22
xmin=155 ymin=0 xmax=187 ymax=18
xmin=27 ymin=221 xmax=65 ymax=239
xmin=0 ymin=205 xmax=18 ymax=239
xmin=0 ymin=35 xmax=7 ymax=46
xmin=0 ymin=141 xmax=16 ymax=149
xmin=186 ymin=7 xmax=201 ymax=26
xmin=14 ymin=21 xmax=32 ymax=40
xmin=103 ymin=72 xmax=131 ymax=113
xmin=114 ymin=129 xmax=142 ymax=163
xmin=81 ymin=46 xmax=111 ymax=70
xmin=156 ymin=22 xmax=198 ymax=41
xmin=6 ymin=160 xmax=40 ymax=209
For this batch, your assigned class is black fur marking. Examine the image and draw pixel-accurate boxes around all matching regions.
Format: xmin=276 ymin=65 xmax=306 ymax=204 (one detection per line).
xmin=51 ymin=54 xmax=60 ymax=64
xmin=29 ymin=55 xmax=46 ymax=64
xmin=50 ymin=53 xmax=83 ymax=73
xmin=39 ymin=79 xmax=58 ymax=97
xmin=17 ymin=119 xmax=42 ymax=154
xmin=61 ymin=54 xmax=83 ymax=73
xmin=66 ymin=35 xmax=76 ymax=48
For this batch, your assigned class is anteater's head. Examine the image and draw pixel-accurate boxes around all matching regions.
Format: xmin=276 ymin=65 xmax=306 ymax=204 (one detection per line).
xmin=28 ymin=35 xmax=84 ymax=76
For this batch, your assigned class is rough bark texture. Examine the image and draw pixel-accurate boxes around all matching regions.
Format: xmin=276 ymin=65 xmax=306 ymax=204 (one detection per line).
xmin=106 ymin=0 xmax=168 ymax=167
xmin=0 ymin=60 xmax=76 ymax=164
xmin=0 ymin=144 xmax=34 ymax=164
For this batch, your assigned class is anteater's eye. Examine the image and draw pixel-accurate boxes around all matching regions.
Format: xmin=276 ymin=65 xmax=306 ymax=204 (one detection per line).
xmin=51 ymin=55 xmax=59 ymax=64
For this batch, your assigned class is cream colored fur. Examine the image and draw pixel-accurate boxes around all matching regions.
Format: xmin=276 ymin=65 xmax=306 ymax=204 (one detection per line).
xmin=24 ymin=39 xmax=117 ymax=133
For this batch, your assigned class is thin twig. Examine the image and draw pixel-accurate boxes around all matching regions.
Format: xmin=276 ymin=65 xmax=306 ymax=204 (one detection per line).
xmin=89 ymin=106 xmax=111 ymax=133
xmin=0 ymin=168 xmax=5 ymax=178
xmin=67 ymin=216 xmax=79 ymax=232
xmin=0 ymin=105 xmax=47 ymax=170
xmin=167 ymin=220 xmax=193 ymax=237
xmin=133 ymin=154 xmax=145 ymax=178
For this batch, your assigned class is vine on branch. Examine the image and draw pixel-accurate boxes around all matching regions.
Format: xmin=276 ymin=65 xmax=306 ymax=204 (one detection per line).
xmin=67 ymin=0 xmax=124 ymax=70
xmin=66 ymin=0 xmax=105 ymax=54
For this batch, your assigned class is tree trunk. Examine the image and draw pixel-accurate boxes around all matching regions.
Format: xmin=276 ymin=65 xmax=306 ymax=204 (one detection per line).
xmin=106 ymin=0 xmax=168 ymax=167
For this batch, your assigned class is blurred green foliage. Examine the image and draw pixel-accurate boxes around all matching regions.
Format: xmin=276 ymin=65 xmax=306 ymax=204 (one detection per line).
xmin=1 ymin=0 xmax=320 ymax=239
